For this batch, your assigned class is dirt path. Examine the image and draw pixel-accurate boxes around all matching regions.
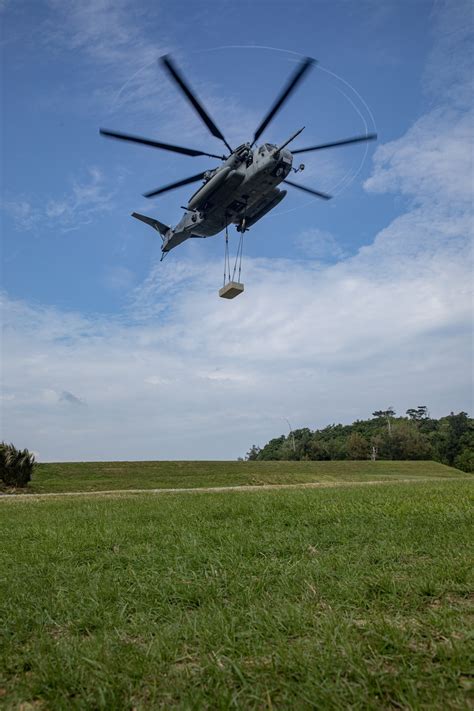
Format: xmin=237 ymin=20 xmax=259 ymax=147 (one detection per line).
xmin=0 ymin=476 xmax=470 ymax=501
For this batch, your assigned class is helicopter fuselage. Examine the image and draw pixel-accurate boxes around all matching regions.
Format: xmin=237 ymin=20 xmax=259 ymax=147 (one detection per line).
xmin=161 ymin=142 xmax=294 ymax=253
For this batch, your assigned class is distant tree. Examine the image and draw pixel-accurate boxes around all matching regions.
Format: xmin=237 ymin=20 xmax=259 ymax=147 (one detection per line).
xmin=454 ymin=448 xmax=474 ymax=473
xmin=406 ymin=405 xmax=429 ymax=421
xmin=347 ymin=433 xmax=370 ymax=460
xmin=372 ymin=408 xmax=396 ymax=419
xmin=307 ymin=437 xmax=331 ymax=461
xmin=372 ymin=407 xmax=396 ymax=436
xmin=245 ymin=445 xmax=261 ymax=461
xmin=281 ymin=440 xmax=300 ymax=461
xmin=387 ymin=422 xmax=432 ymax=460
xmin=371 ymin=434 xmax=388 ymax=459
xmin=292 ymin=428 xmax=313 ymax=460
xmin=325 ymin=436 xmax=348 ymax=461
xmin=435 ymin=412 xmax=471 ymax=466
xmin=257 ymin=436 xmax=286 ymax=460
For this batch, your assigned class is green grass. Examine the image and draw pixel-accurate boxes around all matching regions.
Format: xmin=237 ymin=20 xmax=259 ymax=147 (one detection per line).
xmin=13 ymin=459 xmax=465 ymax=494
xmin=1 ymin=478 xmax=473 ymax=709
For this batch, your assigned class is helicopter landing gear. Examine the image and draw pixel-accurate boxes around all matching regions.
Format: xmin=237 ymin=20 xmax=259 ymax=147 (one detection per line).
xmin=236 ymin=216 xmax=248 ymax=233
xmin=236 ymin=200 xmax=249 ymax=234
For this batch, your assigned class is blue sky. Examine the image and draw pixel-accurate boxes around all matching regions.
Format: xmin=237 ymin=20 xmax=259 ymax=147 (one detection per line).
xmin=1 ymin=0 xmax=473 ymax=460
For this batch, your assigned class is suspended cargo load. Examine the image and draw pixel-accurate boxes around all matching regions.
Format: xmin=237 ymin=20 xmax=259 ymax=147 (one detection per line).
xmin=219 ymin=281 xmax=244 ymax=299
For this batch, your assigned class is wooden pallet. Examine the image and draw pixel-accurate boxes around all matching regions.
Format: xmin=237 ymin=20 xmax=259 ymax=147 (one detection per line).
xmin=219 ymin=281 xmax=245 ymax=299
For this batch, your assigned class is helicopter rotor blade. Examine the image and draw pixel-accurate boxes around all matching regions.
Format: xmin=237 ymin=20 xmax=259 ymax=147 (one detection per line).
xmin=283 ymin=179 xmax=332 ymax=200
xmin=292 ymin=132 xmax=378 ymax=155
xmin=160 ymin=55 xmax=232 ymax=154
xmin=252 ymin=57 xmax=315 ymax=146
xmin=99 ymin=128 xmax=225 ymax=159
xmin=144 ymin=172 xmax=206 ymax=199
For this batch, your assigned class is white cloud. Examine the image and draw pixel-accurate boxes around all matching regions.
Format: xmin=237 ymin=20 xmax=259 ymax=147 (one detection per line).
xmin=0 ymin=199 xmax=40 ymax=231
xmin=423 ymin=0 xmax=473 ymax=110
xmin=365 ymin=0 xmax=473 ymax=209
xmin=364 ymin=107 xmax=473 ymax=206
xmin=41 ymin=0 xmax=257 ymax=147
xmin=44 ymin=0 xmax=162 ymax=80
xmin=294 ymin=228 xmax=346 ymax=260
xmin=103 ymin=266 xmax=136 ymax=291
xmin=144 ymin=375 xmax=171 ymax=386
xmin=33 ymin=0 xmax=171 ymax=122
xmin=3 ymin=167 xmax=115 ymax=233
xmin=1 ymin=201 xmax=471 ymax=460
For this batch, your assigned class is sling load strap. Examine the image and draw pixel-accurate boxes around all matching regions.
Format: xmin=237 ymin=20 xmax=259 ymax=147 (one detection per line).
xmin=223 ymin=220 xmax=232 ymax=287
xmin=223 ymin=218 xmax=244 ymax=286
xmin=231 ymin=231 xmax=244 ymax=283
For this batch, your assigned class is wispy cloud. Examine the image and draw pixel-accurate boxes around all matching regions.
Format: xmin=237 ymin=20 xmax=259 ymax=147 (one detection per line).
xmin=60 ymin=390 xmax=87 ymax=407
xmin=364 ymin=107 xmax=473 ymax=206
xmin=45 ymin=0 xmax=157 ymax=66
xmin=365 ymin=0 xmax=473 ymax=209
xmin=40 ymin=0 xmax=255 ymax=146
xmin=3 ymin=167 xmax=115 ymax=233
xmin=44 ymin=0 xmax=163 ymax=83
xmin=2 ymin=173 xmax=471 ymax=459
xmin=293 ymin=228 xmax=346 ymax=261
xmin=103 ymin=266 xmax=136 ymax=291
xmin=423 ymin=0 xmax=473 ymax=109
xmin=32 ymin=0 xmax=170 ymax=122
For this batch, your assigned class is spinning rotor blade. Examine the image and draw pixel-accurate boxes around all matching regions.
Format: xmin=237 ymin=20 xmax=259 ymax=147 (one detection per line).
xmin=292 ymin=132 xmax=378 ymax=155
xmin=161 ymin=55 xmax=232 ymax=153
xmin=100 ymin=128 xmax=225 ymax=159
xmin=284 ymin=179 xmax=332 ymax=200
xmin=252 ymin=57 xmax=315 ymax=145
xmin=144 ymin=172 xmax=206 ymax=199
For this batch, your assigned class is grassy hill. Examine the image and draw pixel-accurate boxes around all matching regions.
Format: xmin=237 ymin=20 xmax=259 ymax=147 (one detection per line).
xmin=1 ymin=475 xmax=472 ymax=709
xmin=12 ymin=459 xmax=466 ymax=494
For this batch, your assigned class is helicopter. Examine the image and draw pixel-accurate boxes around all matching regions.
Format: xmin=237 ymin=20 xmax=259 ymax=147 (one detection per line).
xmin=100 ymin=55 xmax=376 ymax=285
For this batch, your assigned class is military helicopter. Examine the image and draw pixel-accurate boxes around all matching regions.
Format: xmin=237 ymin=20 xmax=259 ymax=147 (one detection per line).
xmin=100 ymin=55 xmax=376 ymax=295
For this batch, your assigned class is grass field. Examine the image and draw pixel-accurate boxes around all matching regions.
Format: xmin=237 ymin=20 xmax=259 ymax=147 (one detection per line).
xmin=6 ymin=459 xmax=465 ymax=494
xmin=1 ymin=467 xmax=473 ymax=709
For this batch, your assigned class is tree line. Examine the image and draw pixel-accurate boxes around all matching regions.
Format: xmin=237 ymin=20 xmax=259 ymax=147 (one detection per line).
xmin=245 ymin=407 xmax=474 ymax=472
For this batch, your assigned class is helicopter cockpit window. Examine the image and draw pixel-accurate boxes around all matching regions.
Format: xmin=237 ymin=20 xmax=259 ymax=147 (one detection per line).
xmin=235 ymin=144 xmax=250 ymax=164
xmin=264 ymin=143 xmax=275 ymax=151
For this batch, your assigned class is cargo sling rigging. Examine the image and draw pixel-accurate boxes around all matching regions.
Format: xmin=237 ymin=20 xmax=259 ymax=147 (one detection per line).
xmin=223 ymin=221 xmax=244 ymax=288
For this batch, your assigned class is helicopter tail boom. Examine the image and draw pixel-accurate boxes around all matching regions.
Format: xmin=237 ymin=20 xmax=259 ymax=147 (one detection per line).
xmin=131 ymin=212 xmax=170 ymax=240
